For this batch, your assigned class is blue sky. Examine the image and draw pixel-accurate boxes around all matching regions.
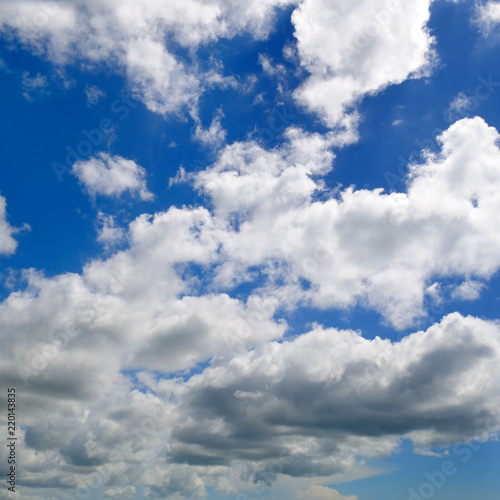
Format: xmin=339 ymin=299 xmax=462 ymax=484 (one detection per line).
xmin=1 ymin=1 xmax=500 ymax=499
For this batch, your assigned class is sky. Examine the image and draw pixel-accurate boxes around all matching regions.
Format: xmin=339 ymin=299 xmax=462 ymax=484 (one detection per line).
xmin=0 ymin=0 xmax=500 ymax=499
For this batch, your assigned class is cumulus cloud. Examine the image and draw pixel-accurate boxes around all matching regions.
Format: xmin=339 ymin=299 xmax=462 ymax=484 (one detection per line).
xmin=0 ymin=0 xmax=439 ymax=137
xmin=2 ymin=2 xmax=500 ymax=499
xmin=1 ymin=119 xmax=500 ymax=496
xmin=165 ymin=312 xmax=500 ymax=483
xmin=191 ymin=117 xmax=500 ymax=329
xmin=291 ymin=0 xmax=436 ymax=133
xmin=72 ymin=153 xmax=154 ymax=200
xmin=2 ymin=273 xmax=499 ymax=497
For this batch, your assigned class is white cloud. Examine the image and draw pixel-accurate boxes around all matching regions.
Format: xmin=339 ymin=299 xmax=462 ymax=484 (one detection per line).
xmin=451 ymin=280 xmax=485 ymax=301
xmin=299 ymin=485 xmax=358 ymax=500
xmin=0 ymin=0 xmax=442 ymax=136
xmin=191 ymin=117 xmax=500 ymax=329
xmin=85 ymin=84 xmax=105 ymax=107
xmin=446 ymin=91 xmax=475 ymax=121
xmin=259 ymin=53 xmax=287 ymax=79
xmin=2 ymin=268 xmax=499 ymax=497
xmin=0 ymin=195 xmax=22 ymax=255
xmin=96 ymin=212 xmax=125 ymax=248
xmin=2 ymin=116 xmax=500 ymax=493
xmin=124 ymin=36 xmax=200 ymax=116
xmin=476 ymin=1 xmax=500 ymax=33
xmin=72 ymin=153 xmax=154 ymax=200
xmin=193 ymin=108 xmax=227 ymax=149
xmin=103 ymin=486 xmax=136 ymax=498
xmin=291 ymin=0 xmax=436 ymax=133
xmin=413 ymin=448 xmax=449 ymax=458
xmin=21 ymin=71 xmax=48 ymax=101
xmin=0 ymin=0 xmax=298 ymax=116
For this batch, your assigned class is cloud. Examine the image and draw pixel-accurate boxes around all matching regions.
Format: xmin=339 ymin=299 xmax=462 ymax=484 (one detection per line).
xmin=166 ymin=312 xmax=500 ymax=483
xmin=259 ymin=53 xmax=287 ymax=79
xmin=2 ymin=270 xmax=499 ymax=497
xmin=451 ymin=280 xmax=485 ymax=301
xmin=103 ymin=486 xmax=136 ymax=498
xmin=85 ymin=84 xmax=106 ymax=107
xmin=124 ymin=35 xmax=200 ymax=116
xmin=413 ymin=448 xmax=449 ymax=458
xmin=2 ymin=2 xmax=500 ymax=498
xmin=0 ymin=0 xmax=436 ymax=136
xmin=72 ymin=153 xmax=154 ymax=200
xmin=96 ymin=212 xmax=126 ymax=248
xmin=2 ymin=117 xmax=500 ymax=494
xmin=0 ymin=0 xmax=298 ymax=116
xmin=476 ymin=1 xmax=500 ymax=33
xmin=446 ymin=92 xmax=476 ymax=121
xmin=193 ymin=108 xmax=227 ymax=149
xmin=191 ymin=117 xmax=500 ymax=329
xmin=0 ymin=195 xmax=22 ymax=255
xmin=291 ymin=0 xmax=436 ymax=133
xmin=299 ymin=485 xmax=358 ymax=500
xmin=21 ymin=71 xmax=48 ymax=101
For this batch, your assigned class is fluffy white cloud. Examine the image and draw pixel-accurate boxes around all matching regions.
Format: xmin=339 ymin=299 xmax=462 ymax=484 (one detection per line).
xmin=0 ymin=0 xmax=438 ymax=133
xmin=72 ymin=153 xmax=153 ymax=200
xmin=2 ymin=118 xmax=500 ymax=496
xmin=190 ymin=117 xmax=500 ymax=329
xmin=124 ymin=36 xmax=200 ymax=116
xmin=0 ymin=242 xmax=282 ymax=496
xmin=291 ymin=0 xmax=435 ymax=131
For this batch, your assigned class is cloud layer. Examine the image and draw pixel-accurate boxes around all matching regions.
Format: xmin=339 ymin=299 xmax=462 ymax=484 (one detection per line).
xmin=1 ymin=2 xmax=500 ymax=499
xmin=0 ymin=117 xmax=500 ymax=498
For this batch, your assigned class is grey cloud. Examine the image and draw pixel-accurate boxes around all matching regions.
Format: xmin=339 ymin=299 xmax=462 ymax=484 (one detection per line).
xmin=166 ymin=314 xmax=500 ymax=480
